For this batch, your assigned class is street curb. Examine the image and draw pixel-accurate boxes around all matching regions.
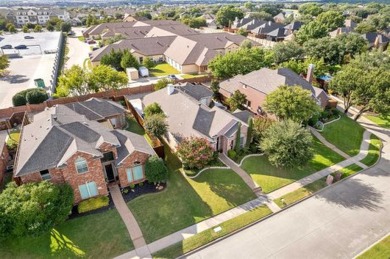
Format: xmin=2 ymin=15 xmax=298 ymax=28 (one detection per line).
xmin=179 ymin=137 xmax=384 ymax=258
xmin=353 ymin=232 xmax=390 ymax=258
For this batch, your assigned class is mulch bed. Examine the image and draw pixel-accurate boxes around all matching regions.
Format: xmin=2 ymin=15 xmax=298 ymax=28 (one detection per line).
xmin=67 ymin=181 xmax=166 ymax=219
xmin=121 ymin=181 xmax=166 ymax=203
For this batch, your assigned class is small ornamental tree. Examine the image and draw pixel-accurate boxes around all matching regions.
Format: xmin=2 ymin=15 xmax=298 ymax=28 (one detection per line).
xmin=176 ymin=137 xmax=215 ymax=170
xmin=0 ymin=181 xmax=74 ymax=239
xmin=142 ymin=57 xmax=156 ymax=69
xmin=143 ymin=114 xmax=168 ymax=138
xmin=245 ymin=118 xmax=253 ymax=148
xmin=26 ymin=89 xmax=49 ymax=104
xmin=260 ymin=120 xmax=313 ymax=168
xmin=228 ymin=90 xmax=247 ymax=111
xmin=154 ymin=78 xmax=172 ymax=91
xmin=234 ymin=123 xmax=241 ymax=152
xmin=145 ymin=155 xmax=168 ymax=183
xmin=144 ymin=102 xmax=164 ymax=118
xmin=120 ymin=50 xmax=140 ymax=70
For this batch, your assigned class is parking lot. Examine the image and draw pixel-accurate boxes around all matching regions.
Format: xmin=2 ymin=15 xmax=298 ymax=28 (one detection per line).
xmin=0 ymin=32 xmax=63 ymax=109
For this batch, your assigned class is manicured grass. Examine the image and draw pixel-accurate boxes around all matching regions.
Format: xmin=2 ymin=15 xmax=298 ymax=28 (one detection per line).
xmin=358 ymin=234 xmax=390 ymax=259
xmin=0 ymin=209 xmax=133 ymax=258
xmin=274 ymin=178 xmax=328 ymax=208
xmin=320 ymin=114 xmax=365 ymax=156
xmin=241 ymin=136 xmax=345 ymax=193
xmin=128 ymin=145 xmax=255 ymax=243
xmin=338 ymin=163 xmax=363 ymax=179
xmin=183 ymin=158 xmax=226 ymax=176
xmin=150 ymin=63 xmax=179 ymax=77
xmin=186 ymin=169 xmax=256 ymax=215
xmin=153 ymin=205 xmax=272 ymax=259
xmin=366 ymin=115 xmax=390 ymax=129
xmin=125 ymin=116 xmax=156 ymax=146
xmin=360 ymin=135 xmax=382 ymax=167
xmin=181 ymin=74 xmax=207 ymax=79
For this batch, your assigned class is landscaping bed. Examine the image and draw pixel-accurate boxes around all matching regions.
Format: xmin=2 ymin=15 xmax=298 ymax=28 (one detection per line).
xmin=68 ymin=193 xmax=115 ymax=220
xmin=241 ymin=136 xmax=344 ymax=193
xmin=153 ymin=205 xmax=272 ymax=259
xmin=121 ymin=181 xmax=166 ymax=203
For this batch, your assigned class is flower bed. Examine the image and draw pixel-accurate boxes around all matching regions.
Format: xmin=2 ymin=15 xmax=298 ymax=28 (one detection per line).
xmin=121 ymin=181 xmax=166 ymax=203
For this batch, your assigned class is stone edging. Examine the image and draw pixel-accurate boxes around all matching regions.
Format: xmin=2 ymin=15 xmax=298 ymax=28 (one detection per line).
xmin=186 ymin=166 xmax=230 ymax=179
xmin=315 ymin=115 xmax=341 ymax=132
xmin=237 ymin=153 xmax=264 ymax=167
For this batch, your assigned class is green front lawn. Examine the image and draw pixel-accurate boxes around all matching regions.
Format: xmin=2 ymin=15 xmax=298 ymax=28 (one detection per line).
xmin=360 ymin=135 xmax=382 ymax=167
xmin=153 ymin=205 xmax=272 ymax=259
xmin=181 ymin=74 xmax=207 ymax=79
xmin=320 ymin=114 xmax=365 ymax=156
xmin=358 ymin=235 xmax=390 ymax=259
xmin=366 ymin=115 xmax=390 ymax=129
xmin=0 ymin=209 xmax=133 ymax=258
xmin=274 ymin=178 xmax=328 ymax=208
xmin=241 ymin=136 xmax=344 ymax=193
xmin=150 ymin=63 xmax=179 ymax=77
xmin=338 ymin=163 xmax=363 ymax=179
xmin=128 ymin=146 xmax=255 ymax=243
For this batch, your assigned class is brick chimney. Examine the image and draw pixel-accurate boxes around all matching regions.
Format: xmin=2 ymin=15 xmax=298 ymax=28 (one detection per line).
xmin=306 ymin=64 xmax=315 ymax=84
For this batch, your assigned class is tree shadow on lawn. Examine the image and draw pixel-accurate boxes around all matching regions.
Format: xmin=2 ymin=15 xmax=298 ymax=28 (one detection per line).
xmin=189 ymin=169 xmax=256 ymax=214
xmin=316 ymin=178 xmax=383 ymax=211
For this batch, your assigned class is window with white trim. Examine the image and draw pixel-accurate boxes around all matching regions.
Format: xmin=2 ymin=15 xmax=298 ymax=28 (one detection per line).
xmin=40 ymin=169 xmax=51 ymax=180
xmin=126 ymin=165 xmax=144 ymax=183
xmin=75 ymin=157 xmax=88 ymax=174
xmin=78 ymin=182 xmax=98 ymax=200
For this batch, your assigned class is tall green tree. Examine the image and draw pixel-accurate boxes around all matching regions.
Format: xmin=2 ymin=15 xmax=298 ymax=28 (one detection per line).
xmin=0 ymin=54 xmax=9 ymax=75
xmin=145 ymin=155 xmax=168 ymax=183
xmin=57 ymin=65 xmax=89 ymax=96
xmin=295 ymin=21 xmax=328 ymax=44
xmin=88 ymin=65 xmax=128 ymax=92
xmin=100 ymin=49 xmax=123 ymax=71
xmin=216 ymin=5 xmax=244 ymax=27
xmin=143 ymin=114 xmax=168 ymax=138
xmin=144 ymin=102 xmax=164 ymax=118
xmin=265 ymin=86 xmax=320 ymax=123
xmin=316 ymin=10 xmax=345 ymax=31
xmin=299 ymin=3 xmax=323 ymax=16
xmin=260 ymin=120 xmax=313 ymax=168
xmin=273 ymin=41 xmax=304 ymax=64
xmin=228 ymin=90 xmax=247 ymax=111
xmin=0 ymin=182 xmax=73 ymax=238
xmin=120 ymin=50 xmax=139 ymax=70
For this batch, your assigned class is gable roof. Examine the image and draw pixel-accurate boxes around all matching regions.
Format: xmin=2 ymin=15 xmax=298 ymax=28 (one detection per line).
xmin=140 ymin=85 xmax=247 ymax=143
xmin=178 ymin=83 xmax=212 ymax=101
xmin=64 ymin=98 xmax=124 ymax=120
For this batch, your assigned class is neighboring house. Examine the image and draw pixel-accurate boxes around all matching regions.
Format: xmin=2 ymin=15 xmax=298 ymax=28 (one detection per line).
xmin=250 ymin=21 xmax=287 ymax=41
xmin=13 ymin=98 xmax=155 ymax=204
xmin=0 ymin=131 xmax=9 ymax=185
xmin=86 ymin=20 xmax=256 ymax=73
xmin=202 ymin=13 xmax=217 ymax=29
xmin=128 ymin=83 xmax=249 ymax=154
xmin=7 ymin=8 xmax=70 ymax=26
xmin=219 ymin=67 xmax=329 ymax=115
xmin=273 ymin=12 xmax=286 ymax=24
xmin=362 ymin=32 xmax=389 ymax=50
xmin=329 ymin=19 xmax=357 ymax=38
xmin=284 ymin=21 xmax=303 ymax=35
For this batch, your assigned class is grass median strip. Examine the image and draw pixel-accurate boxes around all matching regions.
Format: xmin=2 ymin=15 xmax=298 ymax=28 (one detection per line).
xmin=273 ymin=178 xmax=328 ymax=208
xmin=357 ymin=234 xmax=390 ymax=259
xmin=360 ymin=135 xmax=382 ymax=167
xmin=153 ymin=205 xmax=272 ymax=259
xmin=337 ymin=163 xmax=363 ymax=179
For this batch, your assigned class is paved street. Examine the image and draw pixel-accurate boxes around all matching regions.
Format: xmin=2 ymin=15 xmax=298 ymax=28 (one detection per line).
xmin=65 ymin=27 xmax=90 ymax=69
xmin=185 ymin=122 xmax=390 ymax=259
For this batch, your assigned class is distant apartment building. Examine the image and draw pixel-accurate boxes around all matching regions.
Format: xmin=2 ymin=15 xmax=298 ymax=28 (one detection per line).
xmin=7 ymin=8 xmax=70 ymax=26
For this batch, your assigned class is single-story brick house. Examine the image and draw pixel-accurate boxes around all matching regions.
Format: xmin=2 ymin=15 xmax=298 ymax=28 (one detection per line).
xmin=13 ymin=99 xmax=155 ymax=204
xmin=219 ymin=67 xmax=329 ymax=115
xmin=128 ymin=83 xmax=250 ymax=154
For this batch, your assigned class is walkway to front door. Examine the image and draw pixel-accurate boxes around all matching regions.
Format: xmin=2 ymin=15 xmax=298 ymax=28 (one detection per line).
xmin=109 ymin=185 xmax=151 ymax=258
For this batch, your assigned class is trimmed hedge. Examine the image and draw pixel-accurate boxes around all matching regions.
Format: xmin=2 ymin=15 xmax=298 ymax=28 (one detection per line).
xmin=12 ymin=88 xmax=48 ymax=106
xmin=78 ymin=196 xmax=110 ymax=214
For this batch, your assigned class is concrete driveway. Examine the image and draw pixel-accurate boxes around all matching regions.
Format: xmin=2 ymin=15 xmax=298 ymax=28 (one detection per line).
xmin=185 ymin=120 xmax=390 ymax=259
xmin=65 ymin=27 xmax=91 ymax=69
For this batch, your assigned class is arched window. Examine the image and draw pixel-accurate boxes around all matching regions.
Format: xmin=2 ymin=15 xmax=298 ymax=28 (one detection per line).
xmin=75 ymin=157 xmax=88 ymax=174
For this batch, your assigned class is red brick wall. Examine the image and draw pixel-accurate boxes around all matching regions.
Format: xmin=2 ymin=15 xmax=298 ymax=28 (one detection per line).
xmin=20 ymin=172 xmax=42 ymax=183
xmin=98 ymin=142 xmax=118 ymax=160
xmin=117 ymin=151 xmax=150 ymax=188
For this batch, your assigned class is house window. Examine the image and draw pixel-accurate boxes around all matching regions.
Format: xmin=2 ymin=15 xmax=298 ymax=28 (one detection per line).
xmin=126 ymin=165 xmax=144 ymax=183
xmin=78 ymin=182 xmax=98 ymax=200
xmin=246 ymin=100 xmax=251 ymax=108
xmin=240 ymin=136 xmax=245 ymax=148
xmin=101 ymin=152 xmax=114 ymax=163
xmin=75 ymin=157 xmax=88 ymax=174
xmin=40 ymin=169 xmax=51 ymax=180
xmin=139 ymin=57 xmax=143 ymax=63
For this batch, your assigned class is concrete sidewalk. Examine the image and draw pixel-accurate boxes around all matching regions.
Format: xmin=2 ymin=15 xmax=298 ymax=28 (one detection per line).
xmin=310 ymin=127 xmax=351 ymax=159
xmin=109 ymin=185 xmax=151 ymax=258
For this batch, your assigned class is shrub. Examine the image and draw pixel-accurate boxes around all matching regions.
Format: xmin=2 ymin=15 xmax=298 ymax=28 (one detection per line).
xmin=143 ymin=114 xmax=168 ymax=138
xmin=130 ymin=184 xmax=135 ymax=189
xmin=154 ymin=78 xmax=172 ymax=91
xmin=12 ymin=88 xmax=48 ymax=106
xmin=227 ymin=149 xmax=237 ymax=160
xmin=0 ymin=182 xmax=73 ymax=238
xmin=144 ymin=102 xmax=164 ymax=118
xmin=145 ymin=155 xmax=168 ymax=183
xmin=77 ymin=196 xmax=109 ymax=214
xmin=26 ymin=89 xmax=49 ymax=104
xmin=176 ymin=137 xmax=214 ymax=170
